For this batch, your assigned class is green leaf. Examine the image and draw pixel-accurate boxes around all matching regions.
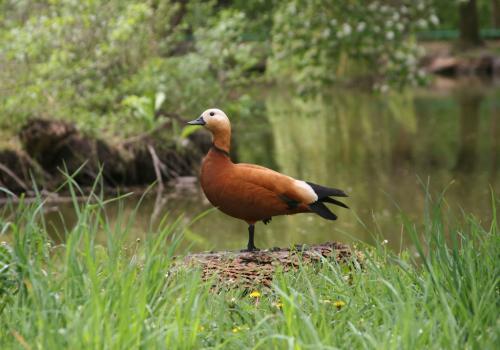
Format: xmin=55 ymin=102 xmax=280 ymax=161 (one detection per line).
xmin=180 ymin=125 xmax=202 ymax=139
xmin=154 ymin=92 xmax=166 ymax=112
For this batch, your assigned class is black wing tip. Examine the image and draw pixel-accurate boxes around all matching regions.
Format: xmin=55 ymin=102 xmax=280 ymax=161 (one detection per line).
xmin=309 ymin=201 xmax=338 ymax=220
xmin=321 ymin=197 xmax=349 ymax=209
xmin=306 ymin=181 xmax=348 ymax=198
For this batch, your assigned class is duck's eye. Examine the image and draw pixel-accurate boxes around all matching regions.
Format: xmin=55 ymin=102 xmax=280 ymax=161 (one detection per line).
xmin=209 ymin=112 xmax=215 ymax=116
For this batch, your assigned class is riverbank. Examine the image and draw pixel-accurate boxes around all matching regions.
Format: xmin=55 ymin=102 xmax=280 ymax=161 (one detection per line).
xmin=0 ymin=118 xmax=210 ymax=197
xmin=0 ymin=193 xmax=498 ymax=349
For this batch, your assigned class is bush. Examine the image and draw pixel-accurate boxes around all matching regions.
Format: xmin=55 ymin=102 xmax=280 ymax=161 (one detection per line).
xmin=0 ymin=1 xmax=262 ymax=138
xmin=269 ymin=0 xmax=439 ymax=92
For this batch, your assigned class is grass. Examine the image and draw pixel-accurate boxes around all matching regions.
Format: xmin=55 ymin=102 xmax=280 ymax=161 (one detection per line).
xmin=0 ymin=183 xmax=498 ymax=349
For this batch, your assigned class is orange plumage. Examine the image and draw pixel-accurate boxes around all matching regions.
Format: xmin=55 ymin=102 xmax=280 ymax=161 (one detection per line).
xmin=188 ymin=108 xmax=348 ymax=251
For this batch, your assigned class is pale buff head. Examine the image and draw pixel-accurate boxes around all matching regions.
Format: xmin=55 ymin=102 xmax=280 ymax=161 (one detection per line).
xmin=188 ymin=108 xmax=231 ymax=152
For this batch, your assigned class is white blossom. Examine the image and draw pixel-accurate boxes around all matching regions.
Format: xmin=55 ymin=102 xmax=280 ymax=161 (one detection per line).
xmin=357 ymin=22 xmax=366 ymax=32
xmin=430 ymin=14 xmax=439 ymax=26
xmin=406 ymin=54 xmax=416 ymax=66
xmin=386 ymin=31 xmax=395 ymax=40
xmin=417 ymin=19 xmax=428 ymax=29
xmin=342 ymin=23 xmax=352 ymax=36
xmin=395 ymin=50 xmax=405 ymax=60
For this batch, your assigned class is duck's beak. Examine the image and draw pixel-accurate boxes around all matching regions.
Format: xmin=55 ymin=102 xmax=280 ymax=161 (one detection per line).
xmin=187 ymin=115 xmax=206 ymax=125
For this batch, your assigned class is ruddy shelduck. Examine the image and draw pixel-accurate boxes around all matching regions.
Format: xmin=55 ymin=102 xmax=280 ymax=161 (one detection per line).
xmin=188 ymin=108 xmax=348 ymax=251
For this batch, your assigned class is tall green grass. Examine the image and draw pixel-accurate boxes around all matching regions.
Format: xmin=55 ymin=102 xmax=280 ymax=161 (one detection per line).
xmin=0 ymin=185 xmax=498 ymax=349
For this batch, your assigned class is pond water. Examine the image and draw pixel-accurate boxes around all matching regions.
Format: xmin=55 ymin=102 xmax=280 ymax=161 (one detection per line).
xmin=6 ymin=78 xmax=500 ymax=252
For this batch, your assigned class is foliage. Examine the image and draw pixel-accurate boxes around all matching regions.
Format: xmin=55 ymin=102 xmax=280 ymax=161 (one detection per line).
xmin=193 ymin=10 xmax=261 ymax=85
xmin=0 ymin=0 xmax=261 ymax=138
xmin=269 ymin=0 xmax=439 ymax=92
xmin=0 ymin=0 xmax=496 ymax=141
xmin=0 ymin=182 xmax=498 ymax=348
xmin=0 ymin=242 xmax=19 ymax=313
xmin=1 ymin=1 xmax=157 ymax=133
xmin=122 ymin=92 xmax=166 ymax=131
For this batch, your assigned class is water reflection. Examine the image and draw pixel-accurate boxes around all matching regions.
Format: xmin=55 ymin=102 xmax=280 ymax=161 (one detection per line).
xmin=455 ymin=91 xmax=482 ymax=172
xmin=4 ymin=81 xmax=499 ymax=252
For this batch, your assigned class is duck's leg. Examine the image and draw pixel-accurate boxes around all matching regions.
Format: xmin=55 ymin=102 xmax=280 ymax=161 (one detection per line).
xmin=246 ymin=224 xmax=259 ymax=252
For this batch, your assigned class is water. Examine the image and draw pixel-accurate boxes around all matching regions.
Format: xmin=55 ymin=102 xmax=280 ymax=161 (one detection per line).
xmin=5 ymin=78 xmax=500 ymax=252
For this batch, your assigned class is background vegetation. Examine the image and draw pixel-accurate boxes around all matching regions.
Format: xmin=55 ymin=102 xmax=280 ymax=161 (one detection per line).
xmin=1 ymin=0 xmax=497 ymax=141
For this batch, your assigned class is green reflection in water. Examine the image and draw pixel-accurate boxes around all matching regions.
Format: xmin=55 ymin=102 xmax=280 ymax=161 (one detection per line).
xmin=7 ymin=83 xmax=499 ymax=253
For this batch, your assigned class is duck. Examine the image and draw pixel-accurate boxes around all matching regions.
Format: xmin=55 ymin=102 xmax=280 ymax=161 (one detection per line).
xmin=188 ymin=108 xmax=348 ymax=251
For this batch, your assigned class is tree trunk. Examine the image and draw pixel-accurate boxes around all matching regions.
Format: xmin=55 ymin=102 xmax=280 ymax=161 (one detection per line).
xmin=458 ymin=0 xmax=483 ymax=49
xmin=493 ymin=0 xmax=500 ymax=28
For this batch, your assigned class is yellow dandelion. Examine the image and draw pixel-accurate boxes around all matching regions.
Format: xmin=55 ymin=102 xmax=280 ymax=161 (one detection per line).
xmin=232 ymin=326 xmax=241 ymax=333
xmin=249 ymin=291 xmax=261 ymax=298
xmin=334 ymin=300 xmax=346 ymax=310
xmin=198 ymin=325 xmax=205 ymax=332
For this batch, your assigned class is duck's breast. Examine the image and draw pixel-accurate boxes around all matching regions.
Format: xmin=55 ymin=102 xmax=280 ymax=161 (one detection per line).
xmin=199 ymin=150 xmax=233 ymax=208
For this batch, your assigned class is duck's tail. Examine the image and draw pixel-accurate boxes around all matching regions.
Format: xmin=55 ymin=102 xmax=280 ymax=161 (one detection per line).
xmin=306 ymin=182 xmax=349 ymax=220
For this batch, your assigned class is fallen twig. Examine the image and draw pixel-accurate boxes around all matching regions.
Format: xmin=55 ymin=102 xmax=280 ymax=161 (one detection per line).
xmin=0 ymin=163 xmax=28 ymax=191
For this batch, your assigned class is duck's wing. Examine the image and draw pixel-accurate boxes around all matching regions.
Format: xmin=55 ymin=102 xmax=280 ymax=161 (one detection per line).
xmin=234 ymin=163 xmax=347 ymax=220
xmin=234 ymin=163 xmax=317 ymax=206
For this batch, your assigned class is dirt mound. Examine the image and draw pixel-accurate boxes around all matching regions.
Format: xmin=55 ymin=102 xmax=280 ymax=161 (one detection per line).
xmin=182 ymin=242 xmax=363 ymax=289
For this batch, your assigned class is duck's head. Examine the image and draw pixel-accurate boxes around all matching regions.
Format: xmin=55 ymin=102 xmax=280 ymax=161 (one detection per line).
xmin=188 ymin=108 xmax=231 ymax=151
xmin=187 ymin=108 xmax=230 ymax=132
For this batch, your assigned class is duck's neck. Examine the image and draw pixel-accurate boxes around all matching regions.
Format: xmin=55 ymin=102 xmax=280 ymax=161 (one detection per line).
xmin=212 ymin=127 xmax=231 ymax=154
